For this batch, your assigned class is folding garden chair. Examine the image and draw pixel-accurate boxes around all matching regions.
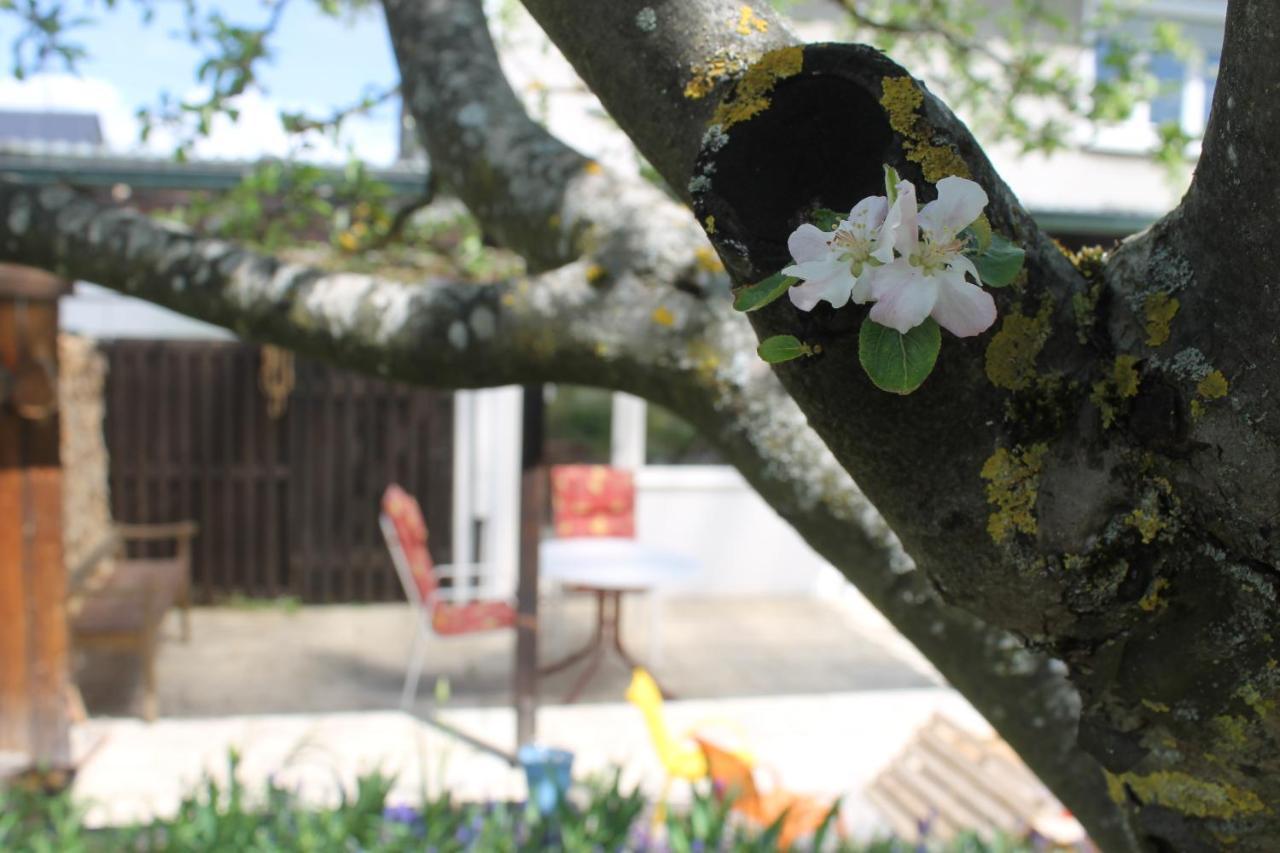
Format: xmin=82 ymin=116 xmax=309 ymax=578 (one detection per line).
xmin=380 ymin=484 xmax=517 ymax=709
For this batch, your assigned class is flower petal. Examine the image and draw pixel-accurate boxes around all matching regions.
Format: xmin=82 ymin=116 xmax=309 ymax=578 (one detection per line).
xmin=787 ymin=223 xmax=833 ymax=263
xmin=849 ymin=267 xmax=879 ymax=305
xmin=869 ymin=265 xmax=938 ymax=334
xmin=918 ymin=176 xmax=988 ymax=239
xmin=847 ymin=195 xmax=888 ymax=233
xmin=880 ymin=179 xmax=918 ymax=263
xmin=783 ymin=259 xmax=856 ymax=310
xmin=931 ymin=270 xmax=997 ymax=337
xmin=867 ymin=257 xmax=918 ymax=301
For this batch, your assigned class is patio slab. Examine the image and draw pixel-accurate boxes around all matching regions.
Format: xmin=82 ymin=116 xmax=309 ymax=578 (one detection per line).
xmin=75 ymin=594 xmax=940 ymax=718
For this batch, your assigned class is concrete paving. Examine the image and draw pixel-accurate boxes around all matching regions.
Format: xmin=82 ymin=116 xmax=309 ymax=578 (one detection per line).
xmin=75 ymin=595 xmax=940 ymax=717
xmin=66 ymin=593 xmax=977 ymax=840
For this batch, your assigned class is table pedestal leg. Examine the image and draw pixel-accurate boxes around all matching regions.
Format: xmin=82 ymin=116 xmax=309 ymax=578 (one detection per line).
xmin=537 ymin=588 xmax=674 ymax=703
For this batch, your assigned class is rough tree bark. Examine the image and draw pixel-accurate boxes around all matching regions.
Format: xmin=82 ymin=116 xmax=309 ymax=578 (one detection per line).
xmin=519 ymin=0 xmax=1280 ymax=848
xmin=12 ymin=0 xmax=1274 ymax=847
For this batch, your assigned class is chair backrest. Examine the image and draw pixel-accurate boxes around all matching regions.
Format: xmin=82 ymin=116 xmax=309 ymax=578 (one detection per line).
xmin=381 ymin=484 xmax=437 ymax=605
xmin=550 ymin=465 xmax=635 ymax=538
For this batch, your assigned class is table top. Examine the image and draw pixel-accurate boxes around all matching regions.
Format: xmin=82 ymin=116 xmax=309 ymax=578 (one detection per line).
xmin=539 ymin=537 xmax=698 ymax=590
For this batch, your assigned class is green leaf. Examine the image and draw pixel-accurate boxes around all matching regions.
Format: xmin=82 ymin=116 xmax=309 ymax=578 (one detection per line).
xmin=964 ymin=214 xmax=992 ymax=252
xmin=858 ymin=317 xmax=941 ymax=394
xmin=757 ymin=335 xmax=814 ymax=363
xmin=733 ymin=272 xmax=796 ymax=313
xmin=973 ymin=234 xmax=1026 ymax=287
xmin=884 ymin=164 xmax=901 ymax=204
xmin=809 ymin=207 xmax=844 ymax=232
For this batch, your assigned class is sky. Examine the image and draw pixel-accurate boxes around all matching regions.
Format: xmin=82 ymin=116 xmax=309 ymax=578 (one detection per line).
xmin=0 ymin=0 xmax=402 ymax=163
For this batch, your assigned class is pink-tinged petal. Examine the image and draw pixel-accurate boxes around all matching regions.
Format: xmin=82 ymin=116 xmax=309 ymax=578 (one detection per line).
xmin=847 ymin=195 xmax=888 ymax=232
xmin=850 ymin=267 xmax=878 ymax=304
xmin=948 ymin=253 xmax=981 ymax=285
xmin=880 ymin=179 xmax=918 ymax=263
xmin=787 ymin=223 xmax=832 ymax=263
xmin=867 ymin=257 xmax=918 ymax=301
xmin=787 ymin=267 xmax=856 ymax=310
xmin=782 ymin=256 xmax=845 ymax=283
xmin=918 ymin=176 xmax=988 ymax=239
xmin=931 ymin=270 xmax=997 ymax=337
xmin=869 ymin=268 xmax=938 ymax=334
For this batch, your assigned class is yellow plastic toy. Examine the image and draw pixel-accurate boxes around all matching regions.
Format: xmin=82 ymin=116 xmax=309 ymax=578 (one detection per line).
xmin=626 ymin=667 xmax=708 ymax=786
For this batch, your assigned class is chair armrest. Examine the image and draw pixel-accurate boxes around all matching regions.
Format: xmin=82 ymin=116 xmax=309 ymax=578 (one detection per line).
xmin=67 ymin=532 xmax=124 ymax=593
xmin=117 ymin=521 xmax=200 ymax=542
xmin=433 ymin=564 xmax=512 ymax=603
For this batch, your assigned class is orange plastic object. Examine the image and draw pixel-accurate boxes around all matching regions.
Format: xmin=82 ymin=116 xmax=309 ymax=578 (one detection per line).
xmin=550 ymin=465 xmax=635 ymax=538
xmin=694 ymin=736 xmax=840 ymax=850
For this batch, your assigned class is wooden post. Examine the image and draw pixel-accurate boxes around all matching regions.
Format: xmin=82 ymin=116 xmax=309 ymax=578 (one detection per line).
xmin=514 ymin=384 xmax=545 ymax=747
xmin=0 ymin=264 xmax=72 ymax=772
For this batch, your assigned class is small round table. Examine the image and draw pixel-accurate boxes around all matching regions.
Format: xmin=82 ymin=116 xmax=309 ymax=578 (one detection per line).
xmin=538 ymin=537 xmax=696 ymax=703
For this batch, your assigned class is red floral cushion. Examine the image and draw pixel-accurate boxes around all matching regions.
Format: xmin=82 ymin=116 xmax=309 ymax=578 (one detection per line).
xmin=432 ymin=600 xmax=517 ymax=636
xmin=550 ymin=465 xmax=635 ymax=539
xmin=382 ymin=484 xmax=437 ymax=603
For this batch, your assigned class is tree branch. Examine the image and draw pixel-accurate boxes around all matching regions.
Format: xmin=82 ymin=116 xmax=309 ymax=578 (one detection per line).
xmin=0 ymin=180 xmax=669 ymax=388
xmin=0 ymin=171 xmax=1134 ymax=846
xmin=382 ymin=0 xmax=691 ymax=276
xmin=518 ymin=0 xmax=796 ymax=203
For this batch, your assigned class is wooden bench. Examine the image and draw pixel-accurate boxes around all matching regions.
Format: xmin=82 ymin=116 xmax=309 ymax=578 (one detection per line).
xmin=866 ymin=713 xmax=1088 ymax=848
xmin=67 ymin=521 xmax=198 ymax=721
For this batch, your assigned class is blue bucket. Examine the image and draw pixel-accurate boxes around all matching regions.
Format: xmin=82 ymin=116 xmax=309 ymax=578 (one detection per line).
xmin=517 ymin=744 xmax=574 ymax=815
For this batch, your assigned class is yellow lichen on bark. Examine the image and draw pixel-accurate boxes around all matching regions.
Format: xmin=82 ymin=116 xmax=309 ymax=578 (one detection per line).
xmin=1138 ymin=577 xmax=1170 ymax=611
xmin=734 ymin=5 xmax=768 ymax=35
xmin=708 ymin=46 xmax=804 ymax=129
xmin=694 ymin=246 xmax=725 ymax=273
xmin=878 ymin=76 xmax=970 ymax=182
xmin=684 ymin=52 xmax=740 ymax=100
xmin=1192 ymin=369 xmax=1229 ymax=419
xmin=1144 ymin=292 xmax=1180 ymax=347
xmin=984 ymin=299 xmax=1053 ymax=391
xmin=651 ymin=306 xmax=675 ymax=327
xmin=1127 ymin=508 xmax=1167 ymax=545
xmin=1198 ymin=369 xmax=1229 ymax=400
xmin=1115 ymin=771 xmax=1267 ymax=819
xmin=1090 ymin=354 xmax=1140 ymax=428
xmin=980 ymin=443 xmax=1048 ymax=543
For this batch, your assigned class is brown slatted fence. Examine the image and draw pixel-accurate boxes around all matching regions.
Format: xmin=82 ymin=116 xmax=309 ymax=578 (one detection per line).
xmin=101 ymin=340 xmax=453 ymax=603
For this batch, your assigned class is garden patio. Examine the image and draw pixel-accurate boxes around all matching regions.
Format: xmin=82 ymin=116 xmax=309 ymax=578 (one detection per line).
xmin=64 ymin=593 xmax=981 ymax=841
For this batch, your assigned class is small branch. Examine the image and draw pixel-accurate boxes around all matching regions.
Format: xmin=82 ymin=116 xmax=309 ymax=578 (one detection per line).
xmin=280 ymin=84 xmax=401 ymax=135
xmin=832 ymin=0 xmax=1006 ymax=68
xmin=365 ymin=174 xmax=436 ymax=250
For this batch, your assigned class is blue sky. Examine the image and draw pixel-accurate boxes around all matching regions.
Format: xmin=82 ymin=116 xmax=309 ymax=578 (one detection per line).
xmin=0 ymin=0 xmax=402 ymax=162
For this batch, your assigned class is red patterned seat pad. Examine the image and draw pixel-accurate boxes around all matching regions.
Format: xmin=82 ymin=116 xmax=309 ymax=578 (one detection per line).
xmin=550 ymin=465 xmax=635 ymax=539
xmin=432 ymin=599 xmax=518 ymax=635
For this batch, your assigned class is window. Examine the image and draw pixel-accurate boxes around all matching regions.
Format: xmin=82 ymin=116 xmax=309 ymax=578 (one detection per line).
xmin=1088 ymin=2 xmax=1225 ymax=151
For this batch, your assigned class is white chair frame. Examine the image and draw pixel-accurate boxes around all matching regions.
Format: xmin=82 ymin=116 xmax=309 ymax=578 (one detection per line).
xmin=380 ymin=514 xmax=509 ymax=709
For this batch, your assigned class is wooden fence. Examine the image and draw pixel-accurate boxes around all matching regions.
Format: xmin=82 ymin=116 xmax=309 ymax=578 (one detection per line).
xmin=101 ymin=340 xmax=453 ymax=603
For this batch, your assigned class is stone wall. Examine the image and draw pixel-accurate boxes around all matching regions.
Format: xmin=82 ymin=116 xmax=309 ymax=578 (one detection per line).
xmin=58 ymin=334 xmax=113 ymax=574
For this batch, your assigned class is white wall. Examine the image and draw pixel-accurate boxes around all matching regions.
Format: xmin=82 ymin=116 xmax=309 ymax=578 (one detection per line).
xmin=633 ymin=465 xmax=833 ymax=596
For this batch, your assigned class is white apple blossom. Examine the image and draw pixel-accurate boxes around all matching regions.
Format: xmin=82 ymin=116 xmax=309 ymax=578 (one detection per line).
xmin=869 ymin=176 xmax=997 ymax=337
xmin=781 ymin=196 xmax=894 ymax=311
